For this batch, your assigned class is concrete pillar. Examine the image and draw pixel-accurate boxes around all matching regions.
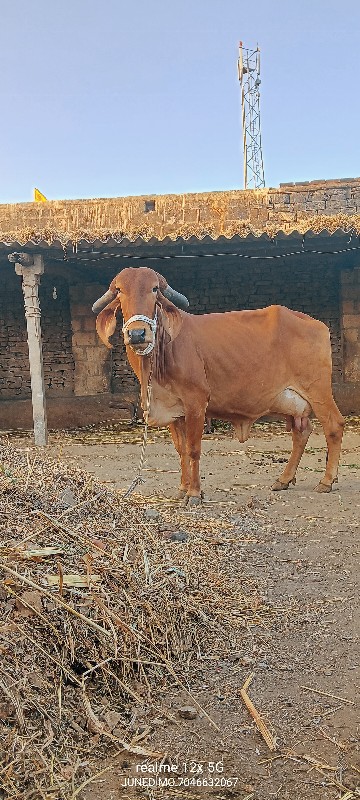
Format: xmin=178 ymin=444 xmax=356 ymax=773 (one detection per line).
xmin=9 ymin=253 xmax=48 ymax=445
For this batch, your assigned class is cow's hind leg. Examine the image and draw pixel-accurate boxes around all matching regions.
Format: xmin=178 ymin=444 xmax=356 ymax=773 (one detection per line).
xmin=310 ymin=399 xmax=345 ymax=492
xmin=169 ymin=417 xmax=190 ymax=500
xmin=272 ymin=418 xmax=313 ymax=491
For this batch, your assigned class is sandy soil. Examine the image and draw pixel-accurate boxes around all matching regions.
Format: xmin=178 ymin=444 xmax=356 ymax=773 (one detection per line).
xmin=10 ymin=419 xmax=360 ymax=799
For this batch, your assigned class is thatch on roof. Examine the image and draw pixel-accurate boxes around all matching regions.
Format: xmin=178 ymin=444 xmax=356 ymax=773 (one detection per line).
xmin=1 ymin=184 xmax=360 ymax=246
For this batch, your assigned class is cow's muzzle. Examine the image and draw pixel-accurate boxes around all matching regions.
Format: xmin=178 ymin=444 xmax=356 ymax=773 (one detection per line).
xmin=128 ymin=328 xmax=146 ymax=345
xmin=122 ymin=313 xmax=157 ymax=356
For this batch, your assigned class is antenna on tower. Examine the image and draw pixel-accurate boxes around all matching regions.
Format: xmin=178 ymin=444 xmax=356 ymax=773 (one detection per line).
xmin=238 ymin=42 xmax=265 ymax=189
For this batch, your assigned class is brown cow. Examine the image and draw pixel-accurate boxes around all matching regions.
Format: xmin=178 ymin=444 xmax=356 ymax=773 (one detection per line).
xmin=92 ymin=267 xmax=344 ymax=505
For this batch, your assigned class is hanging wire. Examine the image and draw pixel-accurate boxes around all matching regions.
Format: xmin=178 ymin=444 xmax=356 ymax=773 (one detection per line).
xmin=57 ymin=242 xmax=360 ymax=264
xmin=7 ymin=234 xmax=360 ymax=267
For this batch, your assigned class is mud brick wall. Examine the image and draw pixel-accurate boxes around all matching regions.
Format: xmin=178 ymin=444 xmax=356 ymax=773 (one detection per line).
xmin=69 ymin=283 xmax=112 ymax=396
xmin=68 ymin=277 xmax=139 ymax=398
xmin=0 ymin=257 xmax=347 ymax=406
xmin=111 ymin=336 xmax=139 ymax=397
xmin=42 ymin=276 xmax=75 ymax=395
xmin=341 ymin=268 xmax=360 ymax=382
xmin=0 ymin=269 xmax=74 ymax=399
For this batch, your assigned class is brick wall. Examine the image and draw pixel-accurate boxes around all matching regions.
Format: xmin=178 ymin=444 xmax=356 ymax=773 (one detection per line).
xmin=0 ymin=257 xmax=345 ymax=404
xmin=2 ymin=178 xmax=360 ymax=411
xmin=0 ymin=268 xmax=74 ymax=399
xmin=69 ymin=283 xmax=112 ymax=396
xmin=341 ymin=268 xmax=360 ymax=382
xmin=266 ymin=180 xmax=360 ymax=226
xmin=111 ymin=337 xmax=139 ymax=397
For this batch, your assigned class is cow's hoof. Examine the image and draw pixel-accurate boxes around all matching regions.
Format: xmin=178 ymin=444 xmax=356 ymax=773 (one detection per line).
xmin=176 ymin=488 xmax=188 ymax=500
xmin=315 ymin=481 xmax=332 ymax=493
xmin=271 ymin=479 xmax=290 ymax=491
xmin=186 ymin=495 xmax=202 ymax=507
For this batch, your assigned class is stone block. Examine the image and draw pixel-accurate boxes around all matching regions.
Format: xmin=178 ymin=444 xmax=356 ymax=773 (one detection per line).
xmin=272 ymin=193 xmax=291 ymax=205
xmin=71 ymin=346 xmax=89 ymax=363
xmin=344 ymin=328 xmax=358 ymax=343
xmin=267 ymin=210 xmax=295 ymax=223
xmin=304 ymin=201 xmax=326 ymax=211
xmin=71 ymin=318 xmax=82 ymax=332
xmin=344 ymin=352 xmax=360 ymax=382
xmin=225 ymin=209 xmax=249 ymax=222
xmin=83 ymin=285 xmax=107 ymax=302
xmin=342 ymin=314 xmax=360 ymax=329
xmin=199 ymin=207 xmax=218 ymax=223
xmin=72 ymin=331 xmax=98 ymax=347
xmin=82 ymin=317 xmax=97 ymax=332
xmin=70 ymin=304 xmax=88 ymax=317
xmin=80 ymin=374 xmax=109 ymax=395
xmin=324 ymin=200 xmax=348 ymax=211
xmin=183 ymin=208 xmax=201 ymax=224
xmin=342 ymin=301 xmax=355 ymax=314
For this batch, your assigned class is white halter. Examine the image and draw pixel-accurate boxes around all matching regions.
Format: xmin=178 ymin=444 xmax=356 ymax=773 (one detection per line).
xmin=122 ymin=310 xmax=158 ymax=356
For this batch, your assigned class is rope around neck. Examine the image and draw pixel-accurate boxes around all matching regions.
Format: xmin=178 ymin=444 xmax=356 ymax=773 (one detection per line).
xmin=123 ymin=359 xmax=153 ymax=499
xmin=123 ymin=306 xmax=159 ymax=498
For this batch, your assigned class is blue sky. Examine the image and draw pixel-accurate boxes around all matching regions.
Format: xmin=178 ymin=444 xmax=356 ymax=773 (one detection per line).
xmin=1 ymin=0 xmax=359 ymax=203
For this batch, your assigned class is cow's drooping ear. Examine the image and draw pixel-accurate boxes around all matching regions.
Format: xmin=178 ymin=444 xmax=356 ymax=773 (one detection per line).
xmin=155 ymin=272 xmax=168 ymax=293
xmin=95 ymin=297 xmax=121 ymax=348
xmin=157 ymin=295 xmax=183 ymax=341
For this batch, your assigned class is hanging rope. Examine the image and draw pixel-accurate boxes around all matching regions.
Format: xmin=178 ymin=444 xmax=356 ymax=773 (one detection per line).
xmin=123 ymin=359 xmax=153 ymax=499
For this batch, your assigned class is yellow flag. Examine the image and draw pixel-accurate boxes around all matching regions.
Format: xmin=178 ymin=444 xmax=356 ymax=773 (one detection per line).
xmin=34 ymin=188 xmax=47 ymax=202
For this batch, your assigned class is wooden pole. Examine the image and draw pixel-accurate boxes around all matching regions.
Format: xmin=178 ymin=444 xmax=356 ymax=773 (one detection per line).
xmin=12 ymin=254 xmax=48 ymax=446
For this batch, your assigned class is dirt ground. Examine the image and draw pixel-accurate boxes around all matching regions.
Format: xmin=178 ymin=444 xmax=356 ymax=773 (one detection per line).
xmin=8 ymin=418 xmax=360 ymax=800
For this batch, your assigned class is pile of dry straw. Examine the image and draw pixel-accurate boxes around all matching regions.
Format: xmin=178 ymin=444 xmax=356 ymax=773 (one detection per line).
xmin=0 ymin=438 xmax=269 ymax=799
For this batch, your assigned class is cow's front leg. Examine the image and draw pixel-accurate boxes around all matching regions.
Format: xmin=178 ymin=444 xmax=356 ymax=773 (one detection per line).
xmin=184 ymin=406 xmax=206 ymax=505
xmin=169 ymin=418 xmax=190 ymax=499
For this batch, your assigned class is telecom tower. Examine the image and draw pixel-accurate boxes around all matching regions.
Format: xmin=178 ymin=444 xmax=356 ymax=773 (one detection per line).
xmin=237 ymin=42 xmax=265 ymax=189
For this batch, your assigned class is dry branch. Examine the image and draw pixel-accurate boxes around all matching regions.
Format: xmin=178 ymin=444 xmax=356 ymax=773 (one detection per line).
xmin=240 ymin=672 xmax=277 ymax=751
xmin=301 ymin=685 xmax=355 ymax=706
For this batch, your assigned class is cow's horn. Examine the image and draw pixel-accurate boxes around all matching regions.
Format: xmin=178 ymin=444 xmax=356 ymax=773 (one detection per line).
xmin=162 ymin=285 xmax=189 ymax=310
xmin=92 ymin=289 xmax=117 ymax=314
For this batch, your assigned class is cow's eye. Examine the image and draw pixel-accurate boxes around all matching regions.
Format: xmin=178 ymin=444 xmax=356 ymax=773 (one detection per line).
xmin=152 ymin=286 xmax=159 ymax=293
